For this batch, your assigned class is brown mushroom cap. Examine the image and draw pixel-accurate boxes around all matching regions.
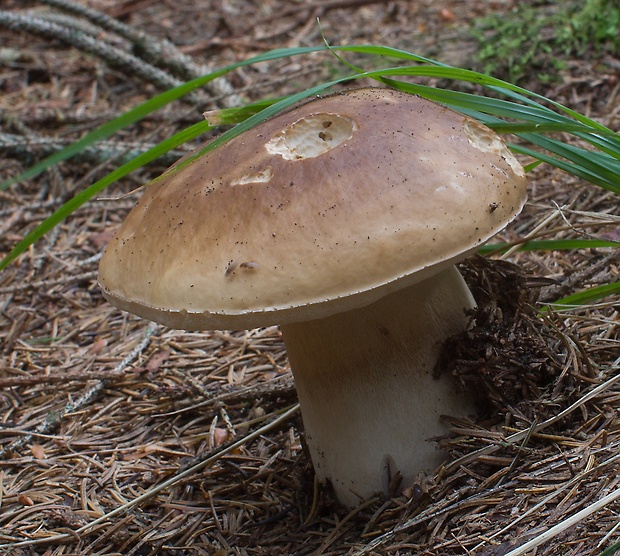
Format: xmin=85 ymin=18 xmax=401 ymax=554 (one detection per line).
xmin=99 ymin=87 xmax=527 ymax=329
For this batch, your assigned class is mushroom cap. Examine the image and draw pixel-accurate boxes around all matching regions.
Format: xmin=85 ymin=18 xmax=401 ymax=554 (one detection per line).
xmin=99 ymin=87 xmax=527 ymax=329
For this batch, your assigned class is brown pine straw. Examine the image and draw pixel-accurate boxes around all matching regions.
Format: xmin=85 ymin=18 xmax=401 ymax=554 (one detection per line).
xmin=1 ymin=1 xmax=619 ymax=552
xmin=445 ymin=369 xmax=620 ymax=476
xmin=0 ymin=403 xmax=301 ymax=551
xmin=502 ymin=486 xmax=620 ymax=556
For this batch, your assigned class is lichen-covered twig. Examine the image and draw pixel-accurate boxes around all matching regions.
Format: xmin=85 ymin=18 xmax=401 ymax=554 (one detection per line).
xmin=0 ymin=131 xmax=188 ymax=168
xmin=25 ymin=10 xmax=104 ymax=37
xmin=38 ymin=0 xmax=241 ymax=106
xmin=0 ymin=11 xmax=201 ymax=102
xmin=39 ymin=0 xmax=202 ymax=81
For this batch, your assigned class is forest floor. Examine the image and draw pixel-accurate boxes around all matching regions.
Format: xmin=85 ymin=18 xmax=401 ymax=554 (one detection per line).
xmin=0 ymin=0 xmax=619 ymax=554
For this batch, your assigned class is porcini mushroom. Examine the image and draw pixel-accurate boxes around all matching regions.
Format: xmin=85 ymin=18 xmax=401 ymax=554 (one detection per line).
xmin=99 ymin=87 xmax=527 ymax=507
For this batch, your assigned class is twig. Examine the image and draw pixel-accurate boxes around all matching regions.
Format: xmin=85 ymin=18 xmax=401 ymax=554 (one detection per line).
xmin=40 ymin=0 xmax=199 ymax=76
xmin=0 ymin=270 xmax=97 ymax=295
xmin=39 ymin=0 xmax=200 ymax=81
xmin=0 ymin=131 xmax=189 ymax=168
xmin=499 ymin=204 xmax=568 ymax=260
xmin=37 ymin=0 xmax=241 ymax=105
xmin=538 ymin=251 xmax=620 ymax=303
xmin=27 ymin=10 xmax=104 ymax=36
xmin=0 ymin=11 xmax=195 ymax=101
xmin=153 ymin=377 xmax=296 ymax=417
xmin=0 ymin=367 xmax=130 ymax=388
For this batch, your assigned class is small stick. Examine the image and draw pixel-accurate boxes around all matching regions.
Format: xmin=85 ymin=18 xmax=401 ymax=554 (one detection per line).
xmin=0 ymin=368 xmax=128 ymax=388
xmin=0 ymin=271 xmax=97 ymax=295
xmin=0 ymin=131 xmax=188 ymax=169
xmin=499 ymin=204 xmax=567 ymax=260
xmin=38 ymin=0 xmax=241 ymax=105
xmin=0 ymin=11 xmax=192 ymax=99
xmin=39 ymin=0 xmax=203 ymax=80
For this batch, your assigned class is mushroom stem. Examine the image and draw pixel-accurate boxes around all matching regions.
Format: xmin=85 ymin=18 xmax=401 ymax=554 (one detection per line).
xmin=280 ymin=265 xmax=477 ymax=508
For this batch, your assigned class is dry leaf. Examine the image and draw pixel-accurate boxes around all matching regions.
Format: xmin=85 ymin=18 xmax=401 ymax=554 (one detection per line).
xmin=213 ymin=427 xmax=230 ymax=447
xmin=439 ymin=8 xmax=456 ymax=22
xmin=89 ymin=338 xmax=108 ymax=354
xmin=31 ymin=444 xmax=46 ymax=460
xmin=18 ymin=494 xmax=34 ymax=506
xmin=145 ymin=350 xmax=170 ymax=373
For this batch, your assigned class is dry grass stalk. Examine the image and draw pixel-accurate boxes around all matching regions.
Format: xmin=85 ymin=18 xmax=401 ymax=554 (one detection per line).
xmin=502 ymin=485 xmax=620 ymax=556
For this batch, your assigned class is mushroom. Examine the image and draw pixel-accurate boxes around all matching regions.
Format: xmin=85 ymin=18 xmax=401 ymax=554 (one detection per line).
xmin=98 ymin=87 xmax=527 ymax=507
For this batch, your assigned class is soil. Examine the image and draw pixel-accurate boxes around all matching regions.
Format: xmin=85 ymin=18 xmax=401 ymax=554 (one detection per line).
xmin=0 ymin=1 xmax=619 ymax=555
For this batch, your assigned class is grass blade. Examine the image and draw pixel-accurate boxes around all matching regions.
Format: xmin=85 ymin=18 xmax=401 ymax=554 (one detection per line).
xmin=480 ymin=239 xmax=620 ymax=254
xmin=544 ymin=281 xmax=620 ymax=309
xmin=600 ymin=540 xmax=620 ymax=556
xmin=0 ymin=120 xmax=213 ymax=271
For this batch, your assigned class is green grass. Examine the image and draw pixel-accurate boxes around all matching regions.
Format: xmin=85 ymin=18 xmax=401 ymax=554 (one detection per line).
xmin=472 ymin=0 xmax=620 ymax=84
xmin=1 ymin=43 xmax=618 ymax=307
xmin=601 ymin=539 xmax=620 ymax=556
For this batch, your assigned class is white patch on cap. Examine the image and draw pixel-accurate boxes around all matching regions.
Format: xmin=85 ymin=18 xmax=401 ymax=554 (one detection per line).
xmin=265 ymin=114 xmax=357 ymax=160
xmin=230 ymin=166 xmax=274 ymax=186
xmin=463 ymin=120 xmax=524 ymax=176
